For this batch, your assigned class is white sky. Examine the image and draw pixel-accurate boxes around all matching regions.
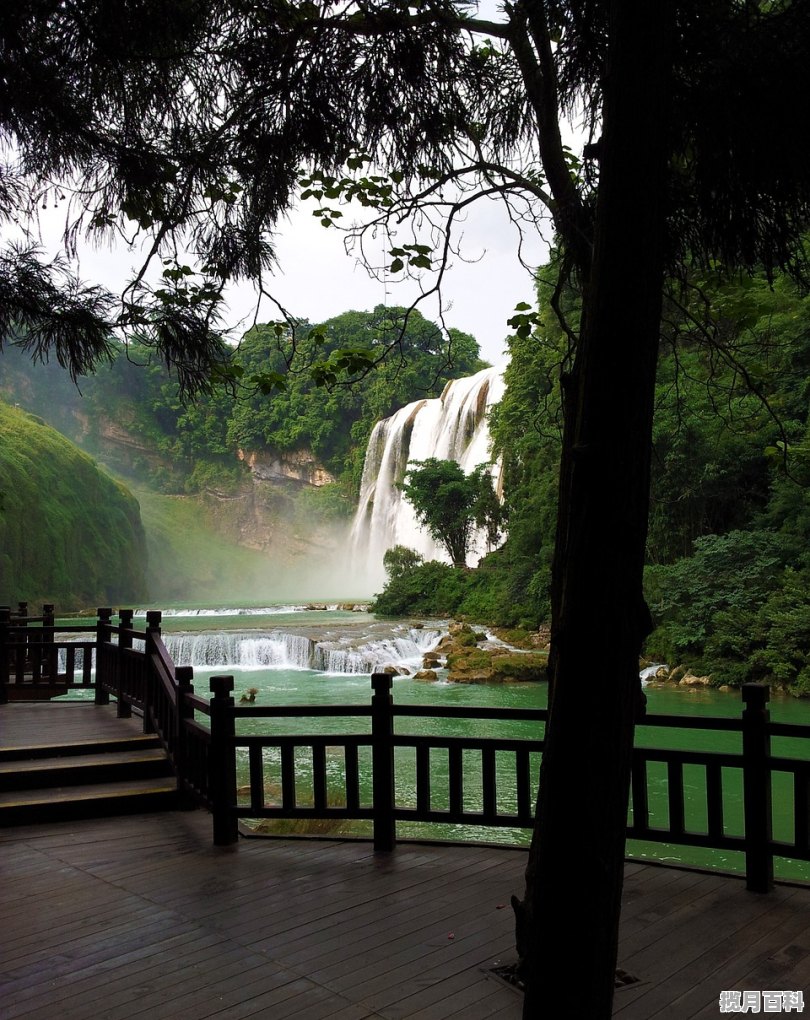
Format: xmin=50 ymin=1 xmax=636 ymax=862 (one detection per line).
xmin=34 ymin=189 xmax=550 ymax=367
xmin=232 ymin=197 xmax=552 ymax=366
xmin=22 ymin=0 xmax=574 ymax=368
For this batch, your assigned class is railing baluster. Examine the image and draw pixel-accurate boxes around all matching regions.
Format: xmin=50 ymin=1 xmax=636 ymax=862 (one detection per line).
xmin=281 ymin=743 xmax=296 ymax=810
xmin=416 ymin=744 xmax=430 ymax=814
xmin=706 ymin=762 xmax=724 ymax=840
xmin=482 ymin=746 xmax=497 ymax=821
xmin=313 ymin=744 xmax=327 ymax=812
xmin=516 ymin=748 xmax=532 ymax=825
xmin=631 ymin=752 xmax=649 ymax=831
xmin=449 ymin=746 xmax=463 ymax=818
xmin=794 ymin=767 xmax=809 ymax=854
xmin=249 ymin=745 xmax=264 ymax=812
xmin=668 ymin=760 xmax=685 ymax=836
xmin=345 ymin=744 xmax=360 ymax=812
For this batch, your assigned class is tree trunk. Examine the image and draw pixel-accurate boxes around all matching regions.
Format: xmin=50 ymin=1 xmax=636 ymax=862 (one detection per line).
xmin=517 ymin=1 xmax=673 ymax=1016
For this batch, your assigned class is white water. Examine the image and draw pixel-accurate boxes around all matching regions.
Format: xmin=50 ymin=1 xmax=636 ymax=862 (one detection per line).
xmin=133 ymin=605 xmax=371 ymax=618
xmin=350 ymin=365 xmax=506 ymax=589
xmin=163 ymin=626 xmax=442 ymax=676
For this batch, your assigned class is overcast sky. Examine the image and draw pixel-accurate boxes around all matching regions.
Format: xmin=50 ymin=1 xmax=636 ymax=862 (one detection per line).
xmin=35 ymin=187 xmax=551 ymax=368
xmin=25 ymin=0 xmax=572 ymax=369
xmin=237 ymin=199 xmax=551 ymax=367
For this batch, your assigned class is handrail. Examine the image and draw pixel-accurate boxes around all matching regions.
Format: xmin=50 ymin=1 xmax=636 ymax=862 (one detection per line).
xmin=3 ymin=603 xmax=809 ymax=892
xmin=198 ymin=673 xmax=809 ymax=892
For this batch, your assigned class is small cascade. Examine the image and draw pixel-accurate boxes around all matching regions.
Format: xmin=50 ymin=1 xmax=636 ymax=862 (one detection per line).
xmin=163 ymin=631 xmax=315 ymax=670
xmin=350 ymin=365 xmax=506 ymax=588
xmin=162 ymin=627 xmax=442 ymax=675
xmin=312 ymin=628 xmax=442 ymax=675
xmin=135 ymin=606 xmax=310 ymax=618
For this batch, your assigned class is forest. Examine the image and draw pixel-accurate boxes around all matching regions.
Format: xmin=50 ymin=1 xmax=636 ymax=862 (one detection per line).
xmin=3 ymin=256 xmax=809 ymax=694
xmin=373 ymin=257 xmax=810 ymax=696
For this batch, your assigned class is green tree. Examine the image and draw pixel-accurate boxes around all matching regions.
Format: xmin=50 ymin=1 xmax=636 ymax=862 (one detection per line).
xmin=4 ymin=2 xmax=810 ymax=1013
xmin=382 ymin=545 xmax=424 ymax=580
xmin=403 ymin=458 xmax=502 ymax=567
xmin=226 ymin=307 xmax=482 ymax=492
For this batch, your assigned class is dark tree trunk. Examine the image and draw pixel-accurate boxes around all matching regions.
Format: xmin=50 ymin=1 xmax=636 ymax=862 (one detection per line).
xmin=517 ymin=1 xmax=673 ymax=1016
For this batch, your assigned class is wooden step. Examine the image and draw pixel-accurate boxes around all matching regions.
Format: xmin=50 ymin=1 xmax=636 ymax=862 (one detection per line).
xmin=0 ymin=733 xmax=162 ymax=763
xmin=0 ymin=748 xmax=173 ymax=791
xmin=0 ymin=777 xmax=180 ymax=825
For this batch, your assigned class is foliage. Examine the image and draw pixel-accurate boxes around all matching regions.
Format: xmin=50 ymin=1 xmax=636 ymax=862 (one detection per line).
xmin=371 ymin=559 xmax=469 ymax=618
xmin=0 ymin=401 xmax=147 ymax=607
xmin=1 ymin=305 xmax=482 ymax=498
xmin=382 ymin=545 xmax=425 ymax=580
xmin=402 ymin=458 xmax=502 ymax=567
xmin=374 ymin=259 xmax=810 ymax=695
xmin=227 ymin=307 xmax=483 ymax=491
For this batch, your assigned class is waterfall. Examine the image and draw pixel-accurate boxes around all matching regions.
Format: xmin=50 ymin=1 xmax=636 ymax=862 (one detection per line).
xmin=164 ymin=631 xmax=315 ymax=670
xmin=163 ymin=627 xmax=442 ymax=675
xmin=350 ymin=365 xmax=506 ymax=588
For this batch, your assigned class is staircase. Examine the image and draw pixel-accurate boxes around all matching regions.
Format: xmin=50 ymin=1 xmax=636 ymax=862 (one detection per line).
xmin=0 ymin=733 xmax=179 ymax=825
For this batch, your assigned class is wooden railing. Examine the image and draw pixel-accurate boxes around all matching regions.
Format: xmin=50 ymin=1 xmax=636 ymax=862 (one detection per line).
xmin=0 ymin=602 xmax=97 ymax=697
xmin=2 ymin=605 xmax=809 ymax=891
xmin=202 ymin=673 xmax=810 ymax=892
xmin=0 ymin=605 xmax=212 ymax=809
xmin=93 ymin=609 xmax=212 ymax=810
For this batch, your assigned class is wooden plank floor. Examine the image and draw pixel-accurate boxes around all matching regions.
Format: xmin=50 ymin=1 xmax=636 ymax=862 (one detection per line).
xmin=0 ymin=701 xmax=147 ymax=749
xmin=2 ymin=703 xmax=809 ymax=1018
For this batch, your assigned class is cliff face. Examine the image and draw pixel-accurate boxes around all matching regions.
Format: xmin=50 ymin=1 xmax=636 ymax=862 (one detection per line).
xmin=237 ymin=448 xmax=335 ymax=488
xmin=45 ymin=402 xmax=343 ymax=562
xmin=194 ymin=481 xmax=343 ymax=560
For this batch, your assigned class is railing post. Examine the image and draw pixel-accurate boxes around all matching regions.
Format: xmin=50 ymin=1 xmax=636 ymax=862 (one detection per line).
xmin=742 ymin=683 xmax=774 ymax=893
xmin=142 ymin=611 xmax=160 ymax=731
xmin=175 ymin=665 xmax=195 ymax=808
xmin=209 ymin=675 xmax=238 ymax=846
xmin=95 ymin=608 xmax=113 ymax=704
xmin=371 ymin=672 xmax=396 ymax=852
xmin=0 ymin=607 xmax=9 ymax=704
xmin=16 ymin=601 xmax=29 ymax=678
xmin=118 ymin=609 xmax=137 ymax=717
xmin=42 ymin=604 xmax=55 ymax=682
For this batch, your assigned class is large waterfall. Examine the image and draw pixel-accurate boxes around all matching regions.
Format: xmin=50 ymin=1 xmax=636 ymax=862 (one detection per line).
xmin=350 ymin=365 xmax=505 ymax=589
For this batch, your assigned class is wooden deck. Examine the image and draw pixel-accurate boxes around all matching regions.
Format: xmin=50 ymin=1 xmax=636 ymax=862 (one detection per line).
xmin=2 ymin=704 xmax=809 ymax=1018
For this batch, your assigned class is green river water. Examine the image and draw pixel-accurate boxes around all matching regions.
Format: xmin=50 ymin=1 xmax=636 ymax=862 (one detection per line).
xmin=141 ymin=604 xmax=810 ymax=884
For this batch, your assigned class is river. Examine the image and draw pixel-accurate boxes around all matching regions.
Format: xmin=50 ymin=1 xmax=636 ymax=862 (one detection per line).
xmin=135 ymin=603 xmax=810 ymax=883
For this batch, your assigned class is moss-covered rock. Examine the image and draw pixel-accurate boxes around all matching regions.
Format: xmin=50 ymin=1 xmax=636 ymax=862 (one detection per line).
xmin=440 ymin=622 xmax=548 ymax=683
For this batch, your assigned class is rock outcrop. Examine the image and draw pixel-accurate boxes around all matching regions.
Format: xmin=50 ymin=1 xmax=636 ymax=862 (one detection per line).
xmin=437 ymin=623 xmax=548 ymax=684
xmin=238 ymin=447 xmax=335 ymax=487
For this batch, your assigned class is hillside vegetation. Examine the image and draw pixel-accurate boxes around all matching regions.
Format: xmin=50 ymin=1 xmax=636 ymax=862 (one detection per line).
xmin=0 ymin=306 xmax=483 ymax=604
xmin=0 ymin=403 xmax=147 ymax=608
xmin=0 ymin=306 xmax=483 ymax=500
xmin=375 ymin=258 xmax=810 ymax=695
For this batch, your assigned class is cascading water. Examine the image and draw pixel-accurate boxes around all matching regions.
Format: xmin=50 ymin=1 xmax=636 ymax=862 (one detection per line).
xmin=162 ymin=627 xmax=442 ymax=676
xmin=350 ymin=365 xmax=506 ymax=589
xmin=164 ymin=631 xmax=315 ymax=670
